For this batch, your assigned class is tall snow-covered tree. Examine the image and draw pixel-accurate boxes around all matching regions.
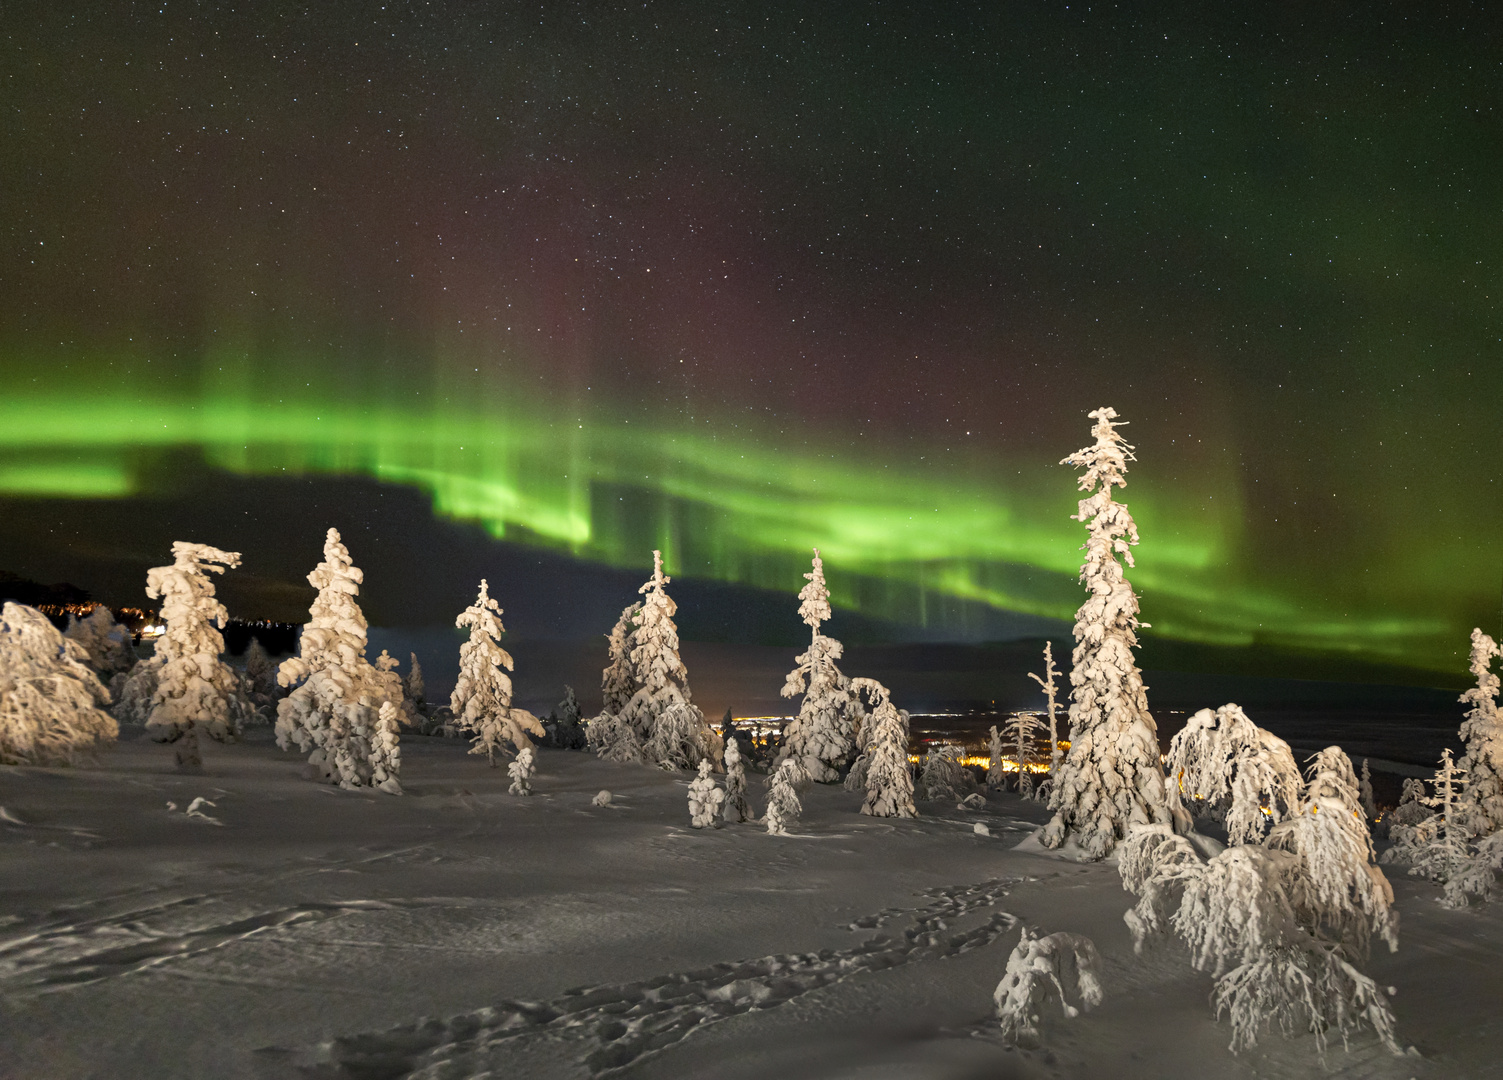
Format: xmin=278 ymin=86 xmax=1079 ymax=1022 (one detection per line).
xmin=0 ymin=602 xmax=117 ymax=766
xmin=64 ymin=606 xmax=135 ymax=681
xmin=779 ymin=549 xmax=862 ymax=782
xmin=1456 ymin=628 xmax=1503 ymax=837
xmin=723 ymin=735 xmax=753 ymax=822
xmin=618 ymin=551 xmax=716 ymax=770
xmin=764 ymin=757 xmax=803 ymax=835
xmin=144 ymin=542 xmax=252 ymax=770
xmin=852 ymin=677 xmax=916 ymax=818
xmin=275 ymin=529 xmax=404 ymax=790
xmin=452 ymin=579 xmax=544 ymax=765
xmin=600 ymin=601 xmax=642 ymax=716
xmin=1027 ymin=641 xmax=1064 ymax=778
xmin=1042 ymin=407 xmax=1171 ymax=859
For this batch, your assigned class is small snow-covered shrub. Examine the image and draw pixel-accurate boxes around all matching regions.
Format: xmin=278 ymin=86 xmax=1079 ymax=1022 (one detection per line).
xmin=986 ymin=724 xmax=1006 ymax=791
xmin=370 ymin=701 xmax=402 ymax=795
xmin=688 ymin=760 xmax=725 ymax=827
xmin=993 ymin=925 xmax=1103 ymax=1044
xmin=779 ymin=549 xmax=863 ymax=782
xmin=592 ymin=789 xmax=613 ymax=807
xmin=919 ymin=742 xmax=970 ymax=803
xmin=646 ymin=701 xmax=718 ymax=772
xmin=0 ymin=602 xmax=117 ymax=766
xmin=1042 ymin=408 xmax=1171 ymax=859
xmin=508 ymin=746 xmax=536 ymax=796
xmin=765 ymin=758 xmax=802 ymax=835
xmin=723 ymin=736 xmax=753 ymax=822
xmin=852 ymin=678 xmax=915 ymax=819
xmin=586 ymin=710 xmax=644 ymax=763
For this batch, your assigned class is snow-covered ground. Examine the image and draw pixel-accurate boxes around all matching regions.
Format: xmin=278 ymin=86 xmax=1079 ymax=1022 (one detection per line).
xmin=2 ymin=730 xmax=1498 ymax=1079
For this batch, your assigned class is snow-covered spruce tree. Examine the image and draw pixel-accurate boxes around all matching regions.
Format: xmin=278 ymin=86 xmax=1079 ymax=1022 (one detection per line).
xmin=1456 ymin=628 xmax=1503 ymax=838
xmin=1042 ymin=408 xmax=1171 ymax=858
xmin=688 ymin=759 xmax=725 ymax=827
xmin=508 ymin=745 xmax=536 ymax=796
xmin=1120 ymin=758 xmax=1403 ymax=1056
xmin=1028 ymin=641 xmax=1064 ymax=778
xmin=1397 ymin=750 xmax=1470 ymax=885
xmin=0 ymin=602 xmax=118 ymax=766
xmin=275 ymin=529 xmax=404 ymax=790
xmin=852 ymin=677 xmax=916 ymax=818
xmin=374 ymin=650 xmax=418 ymax=728
xmin=994 ymin=926 xmax=1104 ymax=1045
xmin=765 ymin=757 xmax=803 ymax=835
xmin=600 ymin=601 xmax=642 ymax=716
xmin=618 ymin=551 xmax=717 ymax=770
xmin=986 ymin=724 xmax=1006 ymax=791
xmin=1004 ymin=712 xmax=1046 ymax=798
xmin=1387 ymin=778 xmax=1430 ymax=833
xmin=370 ymin=701 xmax=402 ymax=795
xmin=723 ymin=735 xmax=753 ymax=822
xmin=244 ymin=639 xmax=279 ymax=700
xmin=452 ymin=579 xmax=544 ymax=765
xmin=1165 ymin=704 xmax=1302 ymax=845
xmin=404 ymin=652 xmax=426 ymax=711
xmin=64 ymin=606 xmax=136 ymax=681
xmin=1359 ymin=759 xmax=1377 ymax=824
xmin=144 ymin=542 xmax=254 ymax=770
xmin=779 ymin=549 xmax=863 ymax=783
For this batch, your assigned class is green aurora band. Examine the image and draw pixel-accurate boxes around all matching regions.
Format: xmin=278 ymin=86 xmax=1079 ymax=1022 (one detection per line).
xmin=0 ymin=363 xmax=1457 ymax=673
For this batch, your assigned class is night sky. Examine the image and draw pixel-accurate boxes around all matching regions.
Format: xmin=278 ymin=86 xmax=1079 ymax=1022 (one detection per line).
xmin=2 ymin=3 xmax=1499 ymax=681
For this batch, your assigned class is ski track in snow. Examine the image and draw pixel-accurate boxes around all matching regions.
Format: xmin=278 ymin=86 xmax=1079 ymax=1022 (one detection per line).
xmin=0 ymin=892 xmax=464 ymax=994
xmin=275 ymin=877 xmax=1023 ymax=1079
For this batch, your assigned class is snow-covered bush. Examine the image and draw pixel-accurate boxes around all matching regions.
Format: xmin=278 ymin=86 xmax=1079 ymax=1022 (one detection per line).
xmin=688 ymin=760 xmax=725 ymax=827
xmin=994 ymin=926 xmax=1103 ymax=1045
xmin=64 ymin=606 xmax=135 ymax=681
xmin=723 ymin=736 xmax=753 ymax=822
xmin=0 ymin=602 xmax=118 ymax=766
xmin=646 ymin=701 xmax=718 ymax=771
xmin=1456 ymin=628 xmax=1503 ymax=837
xmin=1027 ymin=641 xmax=1064 ymax=778
xmin=586 ymin=709 xmax=644 ymax=763
xmin=779 ymin=549 xmax=863 ymax=782
xmin=1003 ymin=712 xmax=1045 ymax=797
xmin=508 ymin=745 xmax=536 ymax=796
xmin=451 ymin=579 xmax=544 ymax=765
xmin=275 ymin=529 xmax=404 ymax=790
xmin=1165 ymin=704 xmax=1302 ymax=845
xmin=592 ymin=789 xmax=613 ymax=807
xmin=1384 ymin=749 xmax=1503 ymax=908
xmin=852 ymin=677 xmax=916 ymax=819
xmin=1387 ymin=778 xmax=1430 ymax=831
xmin=765 ymin=758 xmax=803 ymax=835
xmin=600 ymin=601 xmax=641 ymax=716
xmin=1042 ymin=408 xmax=1171 ymax=859
xmin=144 ymin=542 xmax=254 ymax=770
xmin=112 ymin=656 xmax=162 ymax=726
xmin=545 ymin=685 xmax=587 ymax=750
xmin=1120 ymin=742 xmax=1402 ymax=1058
xmin=919 ymin=742 xmax=970 ymax=803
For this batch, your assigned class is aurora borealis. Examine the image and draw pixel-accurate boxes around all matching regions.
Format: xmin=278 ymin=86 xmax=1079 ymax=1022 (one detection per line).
xmin=2 ymin=4 xmax=1499 ymax=678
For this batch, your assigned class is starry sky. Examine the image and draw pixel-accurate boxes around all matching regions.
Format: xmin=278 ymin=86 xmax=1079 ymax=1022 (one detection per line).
xmin=1 ymin=2 xmax=1499 ymax=681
